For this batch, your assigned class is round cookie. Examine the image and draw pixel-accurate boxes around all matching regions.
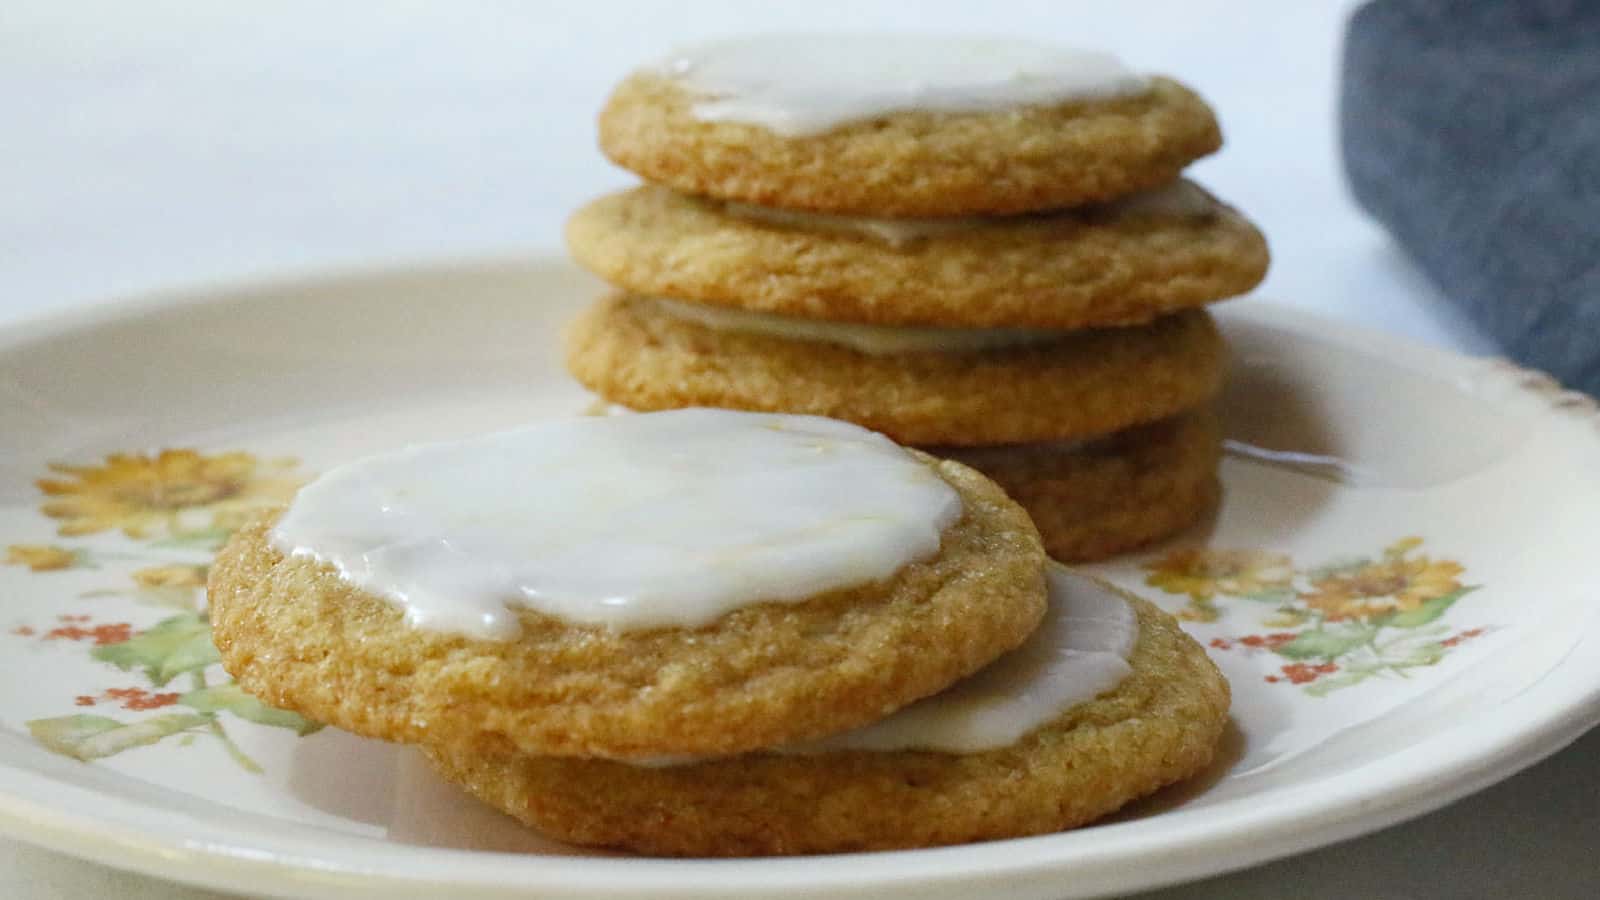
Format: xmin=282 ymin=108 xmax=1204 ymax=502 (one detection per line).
xmin=599 ymin=74 xmax=1221 ymax=217
xmin=422 ymin=578 xmax=1230 ymax=856
xmin=933 ymin=411 xmax=1223 ymax=563
xmin=565 ymin=295 xmax=1226 ymax=446
xmin=566 ymin=182 xmax=1269 ymax=329
xmin=208 ymin=454 xmax=1048 ymax=760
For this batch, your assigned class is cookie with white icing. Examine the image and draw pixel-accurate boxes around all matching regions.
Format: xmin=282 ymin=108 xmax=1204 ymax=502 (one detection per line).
xmin=209 ymin=410 xmax=1048 ymax=760
xmin=932 ymin=411 xmax=1222 ymax=562
xmin=564 ymin=294 xmax=1225 ymax=446
xmin=566 ymin=181 xmax=1268 ymax=329
xmin=599 ymin=35 xmax=1221 ymax=217
xmin=422 ymin=570 xmax=1231 ymax=856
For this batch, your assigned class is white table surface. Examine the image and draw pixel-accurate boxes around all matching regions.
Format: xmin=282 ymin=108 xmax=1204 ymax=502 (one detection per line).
xmin=2 ymin=2 xmax=1593 ymax=898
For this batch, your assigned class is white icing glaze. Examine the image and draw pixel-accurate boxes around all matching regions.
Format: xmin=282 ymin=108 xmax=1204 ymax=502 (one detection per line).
xmin=797 ymin=567 xmax=1137 ymax=754
xmin=718 ymin=180 xmax=1220 ymax=246
xmin=1102 ymin=179 xmax=1220 ymax=218
xmin=634 ymin=567 xmax=1139 ymax=765
xmin=653 ymin=298 xmax=1065 ymax=355
xmin=271 ymin=409 xmax=962 ymax=638
xmin=655 ymin=34 xmax=1149 ymax=136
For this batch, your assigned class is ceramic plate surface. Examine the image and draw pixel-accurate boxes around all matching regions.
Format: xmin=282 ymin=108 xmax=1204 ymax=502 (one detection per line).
xmin=1 ymin=259 xmax=1597 ymax=899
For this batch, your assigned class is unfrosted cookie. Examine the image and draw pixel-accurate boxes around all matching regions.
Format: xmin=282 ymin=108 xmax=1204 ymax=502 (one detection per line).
xmin=566 ymin=182 xmax=1268 ymax=329
xmin=209 ymin=453 xmax=1047 ymax=760
xmin=564 ymin=295 xmax=1225 ymax=446
xmin=599 ymin=73 xmax=1221 ymax=217
xmin=933 ymin=411 xmax=1222 ymax=562
xmin=422 ymin=577 xmax=1230 ymax=856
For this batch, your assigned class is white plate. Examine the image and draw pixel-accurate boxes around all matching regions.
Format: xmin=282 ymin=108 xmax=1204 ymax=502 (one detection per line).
xmin=1 ymin=258 xmax=1597 ymax=900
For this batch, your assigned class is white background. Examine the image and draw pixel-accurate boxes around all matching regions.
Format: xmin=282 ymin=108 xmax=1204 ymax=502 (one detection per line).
xmin=3 ymin=2 xmax=1594 ymax=898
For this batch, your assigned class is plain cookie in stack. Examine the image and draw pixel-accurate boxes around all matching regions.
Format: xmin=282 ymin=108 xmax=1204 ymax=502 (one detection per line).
xmin=566 ymin=34 xmax=1268 ymax=562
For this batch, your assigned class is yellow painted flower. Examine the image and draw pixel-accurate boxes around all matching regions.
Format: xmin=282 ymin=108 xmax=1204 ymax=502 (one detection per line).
xmin=37 ymin=450 xmax=301 ymax=539
xmin=130 ymin=564 xmax=208 ymax=589
xmin=1144 ymin=548 xmax=1294 ymax=600
xmin=1300 ymin=544 xmax=1464 ymax=622
xmin=4 ymin=544 xmax=79 ymax=572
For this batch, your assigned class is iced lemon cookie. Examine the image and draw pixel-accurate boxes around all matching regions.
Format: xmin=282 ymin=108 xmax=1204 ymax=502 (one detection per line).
xmin=566 ymin=181 xmax=1269 ymax=329
xmin=599 ymin=35 xmax=1221 ymax=216
xmin=424 ymin=568 xmax=1231 ymax=855
xmin=209 ymin=410 xmax=1048 ymax=760
xmin=933 ymin=411 xmax=1222 ymax=562
xmin=565 ymin=295 xmax=1225 ymax=446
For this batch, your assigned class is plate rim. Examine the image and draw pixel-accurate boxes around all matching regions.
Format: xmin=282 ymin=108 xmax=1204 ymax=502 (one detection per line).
xmin=2 ymin=254 xmax=1598 ymax=900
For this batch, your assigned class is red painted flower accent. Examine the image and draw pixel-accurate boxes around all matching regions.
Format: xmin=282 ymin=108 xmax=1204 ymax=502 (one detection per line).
xmin=1217 ymin=632 xmax=1301 ymax=663
xmin=1239 ymin=632 xmax=1297 ymax=650
xmin=1441 ymin=627 xmax=1487 ymax=648
xmin=15 ymin=616 xmax=134 ymax=643
xmin=1279 ymin=661 xmax=1340 ymax=685
xmin=126 ymin=692 xmax=179 ymax=711
xmin=43 ymin=618 xmax=132 ymax=646
xmin=74 ymin=687 xmax=182 ymax=711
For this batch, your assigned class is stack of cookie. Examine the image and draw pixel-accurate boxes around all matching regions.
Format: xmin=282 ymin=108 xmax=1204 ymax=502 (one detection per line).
xmin=212 ymin=408 xmax=1230 ymax=855
xmin=565 ymin=35 xmax=1269 ymax=561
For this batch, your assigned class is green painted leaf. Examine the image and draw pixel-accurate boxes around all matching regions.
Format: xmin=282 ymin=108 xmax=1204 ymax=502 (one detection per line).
xmin=180 ymin=682 xmax=321 ymax=735
xmin=1241 ymin=586 xmax=1297 ymax=605
xmin=26 ymin=715 xmax=121 ymax=755
xmin=1262 ymin=606 xmax=1312 ymax=628
xmin=1276 ymin=626 xmax=1375 ymax=660
xmin=27 ymin=713 xmax=209 ymax=761
xmin=1388 ymin=587 xmax=1476 ymax=629
xmin=1386 ymin=642 xmax=1448 ymax=669
xmin=91 ymin=612 xmax=219 ymax=686
xmin=1304 ymin=671 xmax=1373 ymax=697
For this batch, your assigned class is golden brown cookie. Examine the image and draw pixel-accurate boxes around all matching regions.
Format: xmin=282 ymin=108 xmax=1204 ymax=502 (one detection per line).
xmin=423 ymin=582 xmax=1230 ymax=856
xmin=599 ymin=74 xmax=1221 ymax=217
xmin=209 ymin=455 xmax=1047 ymax=760
xmin=565 ymin=295 xmax=1225 ymax=446
xmin=566 ymin=182 xmax=1268 ymax=329
xmin=933 ymin=411 xmax=1222 ymax=563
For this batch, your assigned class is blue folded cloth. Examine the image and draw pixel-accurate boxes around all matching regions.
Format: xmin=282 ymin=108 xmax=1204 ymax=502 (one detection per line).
xmin=1341 ymin=0 xmax=1600 ymax=391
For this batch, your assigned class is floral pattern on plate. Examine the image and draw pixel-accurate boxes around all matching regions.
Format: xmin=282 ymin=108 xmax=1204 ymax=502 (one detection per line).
xmin=4 ymin=449 xmax=319 ymax=772
xmin=1142 ymin=537 xmax=1493 ymax=695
